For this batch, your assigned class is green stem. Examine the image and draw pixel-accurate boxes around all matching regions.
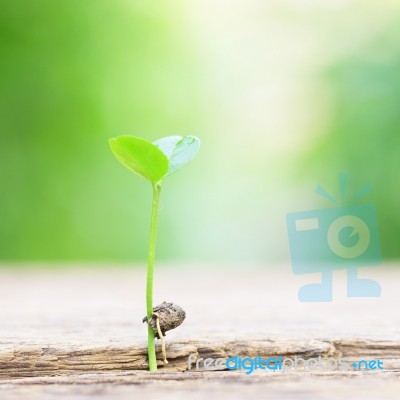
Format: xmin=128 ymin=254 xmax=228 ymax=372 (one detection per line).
xmin=146 ymin=181 xmax=162 ymax=372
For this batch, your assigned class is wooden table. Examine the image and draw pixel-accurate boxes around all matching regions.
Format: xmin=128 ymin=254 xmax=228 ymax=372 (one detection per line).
xmin=0 ymin=264 xmax=399 ymax=399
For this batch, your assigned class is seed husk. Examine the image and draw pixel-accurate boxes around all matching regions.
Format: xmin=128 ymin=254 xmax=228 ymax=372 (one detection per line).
xmin=142 ymin=301 xmax=186 ymax=338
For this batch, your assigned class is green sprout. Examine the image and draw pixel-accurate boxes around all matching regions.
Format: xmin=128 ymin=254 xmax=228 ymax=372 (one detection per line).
xmin=109 ymin=135 xmax=200 ymax=372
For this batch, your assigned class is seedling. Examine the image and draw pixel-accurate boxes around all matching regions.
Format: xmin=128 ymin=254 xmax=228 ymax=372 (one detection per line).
xmin=109 ymin=135 xmax=200 ymax=372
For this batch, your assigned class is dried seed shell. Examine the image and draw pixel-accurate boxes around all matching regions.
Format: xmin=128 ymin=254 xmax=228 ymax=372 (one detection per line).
xmin=142 ymin=302 xmax=186 ymax=338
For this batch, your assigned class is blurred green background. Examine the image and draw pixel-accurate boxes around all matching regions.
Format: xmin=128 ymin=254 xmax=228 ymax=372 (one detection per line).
xmin=1 ymin=0 xmax=399 ymax=263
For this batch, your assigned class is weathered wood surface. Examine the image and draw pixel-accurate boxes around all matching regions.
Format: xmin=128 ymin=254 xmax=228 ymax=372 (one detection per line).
xmin=1 ymin=337 xmax=400 ymax=378
xmin=1 ymin=265 xmax=400 ymax=398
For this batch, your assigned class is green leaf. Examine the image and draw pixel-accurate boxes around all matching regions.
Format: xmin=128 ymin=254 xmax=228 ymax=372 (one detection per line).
xmin=153 ymin=136 xmax=201 ymax=177
xmin=109 ymin=136 xmax=169 ymax=183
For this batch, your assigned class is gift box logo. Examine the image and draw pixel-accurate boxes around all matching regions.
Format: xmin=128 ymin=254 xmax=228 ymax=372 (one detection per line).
xmin=286 ymin=174 xmax=381 ymax=302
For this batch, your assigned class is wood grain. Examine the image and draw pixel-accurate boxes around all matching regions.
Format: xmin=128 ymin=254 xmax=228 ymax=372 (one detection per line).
xmin=0 ymin=265 xmax=399 ymax=398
